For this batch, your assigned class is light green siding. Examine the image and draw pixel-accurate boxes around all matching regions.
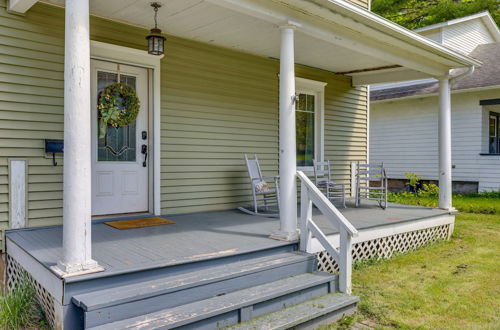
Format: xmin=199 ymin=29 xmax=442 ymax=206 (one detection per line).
xmin=0 ymin=1 xmax=367 ymax=249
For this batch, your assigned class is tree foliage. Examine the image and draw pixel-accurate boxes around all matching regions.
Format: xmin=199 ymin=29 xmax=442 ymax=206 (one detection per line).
xmin=371 ymin=0 xmax=500 ymax=29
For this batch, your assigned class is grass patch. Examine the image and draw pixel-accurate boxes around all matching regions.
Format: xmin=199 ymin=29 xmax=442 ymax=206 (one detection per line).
xmin=388 ymin=192 xmax=500 ymax=214
xmin=0 ymin=275 xmax=47 ymax=329
xmin=324 ymin=192 xmax=500 ymax=329
xmin=325 ymin=213 xmax=500 ymax=329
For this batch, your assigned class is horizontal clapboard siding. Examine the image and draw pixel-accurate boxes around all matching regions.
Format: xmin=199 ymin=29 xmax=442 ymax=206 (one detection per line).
xmin=0 ymin=0 xmax=66 ymax=251
xmin=0 ymin=0 xmax=368 ymax=248
xmin=347 ymin=0 xmax=370 ymax=9
xmin=160 ymin=39 xmax=367 ymax=214
xmin=442 ymin=19 xmax=495 ymax=55
xmin=370 ymin=90 xmax=500 ymax=192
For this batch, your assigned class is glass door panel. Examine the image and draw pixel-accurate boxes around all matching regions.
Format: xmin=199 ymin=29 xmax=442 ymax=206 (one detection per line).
xmin=97 ymin=71 xmax=137 ymax=162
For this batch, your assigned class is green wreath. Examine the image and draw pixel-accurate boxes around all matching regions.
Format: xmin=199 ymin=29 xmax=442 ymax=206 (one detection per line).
xmin=98 ymin=82 xmax=140 ymax=138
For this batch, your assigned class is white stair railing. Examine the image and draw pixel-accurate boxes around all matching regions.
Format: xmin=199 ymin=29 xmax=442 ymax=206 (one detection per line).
xmin=297 ymin=171 xmax=359 ymax=294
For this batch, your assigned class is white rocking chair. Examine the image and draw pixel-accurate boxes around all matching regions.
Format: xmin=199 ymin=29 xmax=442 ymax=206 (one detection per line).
xmin=312 ymin=159 xmax=346 ymax=208
xmin=238 ymin=154 xmax=280 ymax=217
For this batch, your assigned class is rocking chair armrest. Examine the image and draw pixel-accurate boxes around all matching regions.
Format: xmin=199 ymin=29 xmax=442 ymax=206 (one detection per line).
xmin=324 ymin=180 xmax=341 ymax=187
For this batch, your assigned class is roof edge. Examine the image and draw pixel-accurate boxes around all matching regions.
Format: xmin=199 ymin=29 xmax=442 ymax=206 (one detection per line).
xmin=315 ymin=0 xmax=482 ymax=68
xmin=371 ymin=84 xmax=500 ymax=103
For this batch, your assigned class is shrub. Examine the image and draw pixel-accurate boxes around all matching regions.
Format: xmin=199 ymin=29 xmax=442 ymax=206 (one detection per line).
xmin=419 ymin=183 xmax=439 ymax=198
xmin=404 ymin=172 xmax=422 ymax=193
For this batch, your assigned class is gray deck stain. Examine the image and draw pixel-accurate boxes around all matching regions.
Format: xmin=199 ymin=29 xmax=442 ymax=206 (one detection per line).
xmin=6 ymin=200 xmax=448 ymax=280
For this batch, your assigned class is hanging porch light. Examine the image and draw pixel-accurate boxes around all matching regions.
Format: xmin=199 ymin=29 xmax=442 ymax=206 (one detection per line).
xmin=146 ymin=2 xmax=166 ymax=56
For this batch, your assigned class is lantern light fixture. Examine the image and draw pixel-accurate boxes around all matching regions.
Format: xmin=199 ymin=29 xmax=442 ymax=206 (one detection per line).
xmin=146 ymin=2 xmax=166 ymax=56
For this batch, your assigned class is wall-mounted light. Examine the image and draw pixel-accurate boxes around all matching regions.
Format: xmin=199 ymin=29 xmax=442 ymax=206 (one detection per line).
xmin=146 ymin=2 xmax=166 ymax=56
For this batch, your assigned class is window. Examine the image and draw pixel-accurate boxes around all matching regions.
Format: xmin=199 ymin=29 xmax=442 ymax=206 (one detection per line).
xmin=490 ymin=113 xmax=500 ymax=153
xmin=295 ymin=78 xmax=327 ymax=169
xmin=296 ymin=93 xmax=315 ymax=167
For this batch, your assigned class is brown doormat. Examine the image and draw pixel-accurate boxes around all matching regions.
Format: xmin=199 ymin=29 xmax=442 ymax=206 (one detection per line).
xmin=105 ymin=217 xmax=175 ymax=230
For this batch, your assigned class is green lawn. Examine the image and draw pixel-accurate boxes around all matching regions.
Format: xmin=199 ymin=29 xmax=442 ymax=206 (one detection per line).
xmin=388 ymin=191 xmax=500 ymax=214
xmin=322 ymin=194 xmax=500 ymax=329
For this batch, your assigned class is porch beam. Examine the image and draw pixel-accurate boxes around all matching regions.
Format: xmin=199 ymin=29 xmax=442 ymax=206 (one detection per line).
xmin=7 ymin=0 xmax=38 ymax=14
xmin=271 ymin=24 xmax=299 ymax=242
xmin=351 ymin=68 xmax=435 ymax=86
xmin=51 ymin=0 xmax=103 ymax=277
xmin=438 ymin=77 xmax=453 ymax=210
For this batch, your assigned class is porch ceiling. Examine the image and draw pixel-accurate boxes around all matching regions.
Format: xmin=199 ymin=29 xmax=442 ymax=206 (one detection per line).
xmin=40 ymin=0 xmax=481 ymax=84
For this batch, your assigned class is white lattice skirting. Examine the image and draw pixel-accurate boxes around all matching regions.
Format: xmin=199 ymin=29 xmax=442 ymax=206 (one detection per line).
xmin=6 ymin=254 xmax=57 ymax=329
xmin=317 ymin=224 xmax=452 ymax=273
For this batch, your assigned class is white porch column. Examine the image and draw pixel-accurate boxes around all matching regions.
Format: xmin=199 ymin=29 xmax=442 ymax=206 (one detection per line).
xmin=438 ymin=77 xmax=453 ymax=210
xmin=271 ymin=25 xmax=299 ymax=241
xmin=52 ymin=0 xmax=102 ymax=277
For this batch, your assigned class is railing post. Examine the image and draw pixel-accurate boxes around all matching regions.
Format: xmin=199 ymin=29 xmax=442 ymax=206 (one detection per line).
xmin=350 ymin=162 xmax=357 ymax=198
xmin=339 ymin=228 xmax=353 ymax=294
xmin=299 ymin=181 xmax=312 ymax=252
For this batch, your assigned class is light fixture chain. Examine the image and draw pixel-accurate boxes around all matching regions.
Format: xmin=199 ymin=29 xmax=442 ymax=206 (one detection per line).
xmin=154 ymin=5 xmax=158 ymax=29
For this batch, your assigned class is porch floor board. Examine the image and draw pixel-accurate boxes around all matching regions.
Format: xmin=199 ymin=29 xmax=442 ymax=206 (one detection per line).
xmin=6 ymin=200 xmax=448 ymax=281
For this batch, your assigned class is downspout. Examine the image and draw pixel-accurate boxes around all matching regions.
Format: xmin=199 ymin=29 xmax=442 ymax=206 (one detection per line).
xmin=449 ymin=65 xmax=475 ymax=85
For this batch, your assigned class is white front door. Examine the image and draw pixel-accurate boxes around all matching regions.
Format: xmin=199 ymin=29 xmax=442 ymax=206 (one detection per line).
xmin=91 ymin=60 xmax=149 ymax=216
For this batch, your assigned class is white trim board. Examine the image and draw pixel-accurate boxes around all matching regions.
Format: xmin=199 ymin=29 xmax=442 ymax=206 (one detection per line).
xmin=296 ymin=77 xmax=327 ymax=173
xmin=8 ymin=159 xmax=27 ymax=229
xmin=90 ymin=41 xmax=163 ymax=215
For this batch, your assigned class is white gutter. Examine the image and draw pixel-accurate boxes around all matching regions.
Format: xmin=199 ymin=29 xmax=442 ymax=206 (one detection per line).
xmin=450 ymin=66 xmax=475 ymax=85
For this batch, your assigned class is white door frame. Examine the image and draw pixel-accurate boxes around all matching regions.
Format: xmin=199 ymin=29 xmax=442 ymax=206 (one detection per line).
xmin=90 ymin=41 xmax=163 ymax=215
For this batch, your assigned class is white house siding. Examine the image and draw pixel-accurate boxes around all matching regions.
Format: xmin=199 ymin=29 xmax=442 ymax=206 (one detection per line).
xmin=442 ymin=19 xmax=495 ymax=54
xmin=370 ymin=89 xmax=500 ymax=192
xmin=419 ymin=30 xmax=442 ymax=44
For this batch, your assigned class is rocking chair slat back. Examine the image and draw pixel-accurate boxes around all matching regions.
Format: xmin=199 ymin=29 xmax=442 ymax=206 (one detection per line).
xmin=245 ymin=154 xmax=263 ymax=182
xmin=239 ymin=154 xmax=280 ymax=217
xmin=312 ymin=159 xmax=346 ymax=208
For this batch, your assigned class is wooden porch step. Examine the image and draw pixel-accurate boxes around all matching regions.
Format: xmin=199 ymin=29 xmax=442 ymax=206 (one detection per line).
xmin=228 ymin=293 xmax=359 ymax=330
xmin=88 ymin=272 xmax=338 ymax=330
xmin=74 ymin=252 xmax=316 ymax=328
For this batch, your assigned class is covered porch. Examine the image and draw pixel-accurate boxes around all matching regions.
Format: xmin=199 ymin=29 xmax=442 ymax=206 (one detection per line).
xmin=2 ymin=0 xmax=478 ymax=328
xmin=7 ymin=202 xmax=452 ymax=278
xmin=6 ymin=0 xmax=477 ymax=278
xmin=6 ymin=202 xmax=454 ymax=328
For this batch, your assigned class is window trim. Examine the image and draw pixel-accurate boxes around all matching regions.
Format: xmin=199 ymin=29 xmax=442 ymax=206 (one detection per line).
xmin=295 ymin=77 xmax=327 ymax=172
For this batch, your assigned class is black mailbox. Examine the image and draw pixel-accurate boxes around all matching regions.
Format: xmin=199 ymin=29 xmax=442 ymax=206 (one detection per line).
xmin=45 ymin=139 xmax=63 ymax=166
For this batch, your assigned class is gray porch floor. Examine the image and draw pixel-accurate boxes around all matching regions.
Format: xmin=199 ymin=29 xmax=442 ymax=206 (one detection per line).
xmin=6 ymin=201 xmax=448 ymax=281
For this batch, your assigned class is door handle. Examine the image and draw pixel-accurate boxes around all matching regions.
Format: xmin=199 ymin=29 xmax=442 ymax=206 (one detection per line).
xmin=141 ymin=144 xmax=148 ymax=167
